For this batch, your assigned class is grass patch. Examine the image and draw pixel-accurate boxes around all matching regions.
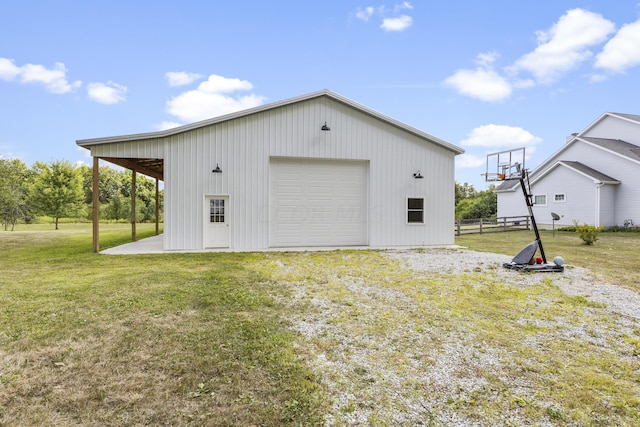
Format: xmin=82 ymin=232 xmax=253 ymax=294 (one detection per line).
xmin=2 ymin=225 xmax=639 ymax=425
xmin=456 ymin=229 xmax=640 ymax=293
xmin=0 ymin=224 xmax=326 ymax=426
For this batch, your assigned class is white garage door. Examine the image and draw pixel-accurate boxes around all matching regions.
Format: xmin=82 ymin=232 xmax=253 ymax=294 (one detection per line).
xmin=270 ymin=158 xmax=368 ymax=247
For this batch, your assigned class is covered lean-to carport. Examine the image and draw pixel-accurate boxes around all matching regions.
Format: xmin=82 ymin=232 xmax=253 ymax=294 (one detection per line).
xmin=79 ymin=147 xmax=164 ymax=252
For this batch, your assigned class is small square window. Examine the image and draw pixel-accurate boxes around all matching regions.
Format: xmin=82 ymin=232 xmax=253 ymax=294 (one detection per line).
xmin=554 ymin=194 xmax=566 ymax=202
xmin=533 ymin=195 xmax=547 ymax=206
xmin=407 ymin=198 xmax=424 ymax=224
xmin=210 ymin=199 xmax=225 ymax=223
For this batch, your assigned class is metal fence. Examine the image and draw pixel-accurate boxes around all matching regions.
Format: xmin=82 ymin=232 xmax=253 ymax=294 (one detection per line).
xmin=455 ymin=216 xmax=530 ymax=236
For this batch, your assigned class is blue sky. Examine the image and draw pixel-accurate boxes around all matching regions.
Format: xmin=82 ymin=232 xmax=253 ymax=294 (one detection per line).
xmin=2 ymin=1 xmax=640 ymax=189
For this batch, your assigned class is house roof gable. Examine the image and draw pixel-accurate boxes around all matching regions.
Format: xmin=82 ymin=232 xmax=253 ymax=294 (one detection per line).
xmin=533 ymin=160 xmax=620 ymax=185
xmin=609 ymin=112 xmax=640 ymax=123
xmin=494 ymin=158 xmax=621 ymax=193
xmin=493 ymin=178 xmax=520 ymax=193
xmin=580 ymin=137 xmax=640 ymax=162
xmin=578 ymin=111 xmax=640 ymax=138
xmin=77 ymin=89 xmax=464 ymax=155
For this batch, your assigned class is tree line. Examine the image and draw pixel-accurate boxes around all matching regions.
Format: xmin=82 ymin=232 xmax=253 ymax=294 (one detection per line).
xmin=0 ymin=158 xmax=163 ymax=231
xmin=455 ymin=182 xmax=497 ymax=220
xmin=2 ymin=157 xmax=492 ymax=230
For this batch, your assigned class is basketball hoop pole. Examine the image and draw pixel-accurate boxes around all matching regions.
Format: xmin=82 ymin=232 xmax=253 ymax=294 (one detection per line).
xmin=489 ymin=147 xmax=563 ymax=272
xmin=517 ymin=168 xmax=547 ymax=263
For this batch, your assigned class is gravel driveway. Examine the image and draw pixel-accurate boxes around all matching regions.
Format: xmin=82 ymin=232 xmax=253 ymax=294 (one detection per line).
xmin=267 ymin=247 xmax=640 ymax=426
xmin=391 ymin=248 xmax=640 ymax=320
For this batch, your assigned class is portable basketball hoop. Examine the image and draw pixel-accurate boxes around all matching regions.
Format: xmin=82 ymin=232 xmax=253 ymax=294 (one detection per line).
xmin=485 ymin=148 xmax=563 ymax=273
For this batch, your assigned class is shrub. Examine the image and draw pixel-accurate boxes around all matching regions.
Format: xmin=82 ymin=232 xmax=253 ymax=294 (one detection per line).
xmin=606 ymin=225 xmax=639 ymax=232
xmin=572 ymin=220 xmax=603 ymax=245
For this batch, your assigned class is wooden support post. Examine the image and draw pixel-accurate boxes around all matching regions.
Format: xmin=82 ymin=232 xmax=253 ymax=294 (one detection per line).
xmin=131 ymin=170 xmax=137 ymax=242
xmin=92 ymin=157 xmax=100 ymax=252
xmin=155 ymin=177 xmax=159 ymax=235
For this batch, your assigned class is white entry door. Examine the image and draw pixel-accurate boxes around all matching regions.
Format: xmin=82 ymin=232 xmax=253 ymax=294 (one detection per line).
xmin=205 ymin=196 xmax=229 ymax=248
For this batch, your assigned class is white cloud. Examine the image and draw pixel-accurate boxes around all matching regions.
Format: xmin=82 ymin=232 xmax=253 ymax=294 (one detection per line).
xmin=444 ymin=69 xmax=512 ymax=102
xmin=595 ymin=19 xmax=640 ymax=73
xmin=445 ymin=8 xmax=621 ymax=102
xmin=508 ymin=8 xmax=615 ymax=84
xmin=165 ymin=71 xmax=203 ymax=87
xmin=356 ymin=6 xmax=375 ymax=21
xmin=380 ymin=15 xmax=412 ymax=31
xmin=198 ymin=74 xmax=254 ymax=93
xmin=0 ymin=58 xmax=20 ymax=80
xmin=461 ymin=124 xmax=542 ymax=148
xmin=455 ymin=153 xmax=486 ymax=169
xmin=166 ymin=74 xmax=266 ymax=123
xmin=0 ymin=57 xmax=81 ymax=94
xmin=394 ymin=2 xmax=413 ymax=12
xmin=156 ymin=121 xmax=183 ymax=131
xmin=355 ymin=3 xmax=413 ymax=31
xmin=87 ymin=81 xmax=127 ymax=104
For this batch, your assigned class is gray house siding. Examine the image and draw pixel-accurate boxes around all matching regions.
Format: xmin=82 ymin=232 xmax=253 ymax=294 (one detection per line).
xmin=584 ymin=115 xmax=640 ymax=145
xmin=599 ymin=185 xmax=617 ymax=227
xmin=496 ymin=113 xmax=639 ymax=228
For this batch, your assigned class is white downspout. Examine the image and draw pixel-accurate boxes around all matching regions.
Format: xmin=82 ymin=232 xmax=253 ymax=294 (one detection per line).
xmin=595 ymin=182 xmax=604 ymax=227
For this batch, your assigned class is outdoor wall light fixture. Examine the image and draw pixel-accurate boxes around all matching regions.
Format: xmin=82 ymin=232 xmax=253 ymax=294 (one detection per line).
xmin=413 ymin=170 xmax=424 ymax=179
xmin=321 ymin=121 xmax=331 ymax=131
xmin=212 ymin=164 xmax=222 ymax=173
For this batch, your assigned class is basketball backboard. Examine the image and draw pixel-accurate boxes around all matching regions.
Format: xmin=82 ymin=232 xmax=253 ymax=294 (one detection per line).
xmin=484 ymin=147 xmax=526 ymax=182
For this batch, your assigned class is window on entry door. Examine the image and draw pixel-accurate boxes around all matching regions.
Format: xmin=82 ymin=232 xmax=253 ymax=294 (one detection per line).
xmin=210 ymin=199 xmax=225 ymax=223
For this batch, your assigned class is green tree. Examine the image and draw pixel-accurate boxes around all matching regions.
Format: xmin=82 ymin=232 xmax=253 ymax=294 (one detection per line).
xmin=79 ymin=164 xmax=127 ymax=206
xmin=30 ymin=160 xmax=85 ymax=229
xmin=455 ymin=182 xmax=477 ymax=205
xmin=0 ymin=158 xmax=31 ymax=230
xmin=455 ymin=185 xmax=497 ymax=220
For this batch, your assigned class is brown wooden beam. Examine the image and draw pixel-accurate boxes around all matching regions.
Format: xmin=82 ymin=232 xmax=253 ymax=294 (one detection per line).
xmin=102 ymin=157 xmax=163 ymax=180
xmin=92 ymin=157 xmax=100 ymax=252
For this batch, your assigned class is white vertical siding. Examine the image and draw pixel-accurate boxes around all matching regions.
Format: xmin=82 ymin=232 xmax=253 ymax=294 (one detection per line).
xmin=90 ymin=139 xmax=165 ymax=158
xmin=105 ymin=96 xmax=457 ymax=250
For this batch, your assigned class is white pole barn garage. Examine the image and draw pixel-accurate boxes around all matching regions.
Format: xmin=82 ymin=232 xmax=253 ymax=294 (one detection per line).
xmin=77 ymin=90 xmax=464 ymax=251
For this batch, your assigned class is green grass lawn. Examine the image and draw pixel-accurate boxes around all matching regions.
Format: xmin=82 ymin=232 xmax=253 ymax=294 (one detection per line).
xmin=456 ymin=229 xmax=640 ymax=293
xmin=0 ymin=224 xmax=325 ymax=426
xmin=1 ymin=225 xmax=639 ymax=426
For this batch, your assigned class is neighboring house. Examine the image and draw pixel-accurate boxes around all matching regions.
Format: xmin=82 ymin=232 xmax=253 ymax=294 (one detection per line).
xmin=496 ymin=112 xmax=640 ymax=228
xmin=77 ymin=90 xmax=464 ymax=251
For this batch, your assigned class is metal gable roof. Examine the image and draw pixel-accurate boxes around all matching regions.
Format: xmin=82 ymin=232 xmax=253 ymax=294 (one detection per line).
xmin=76 ymin=89 xmax=464 ymax=155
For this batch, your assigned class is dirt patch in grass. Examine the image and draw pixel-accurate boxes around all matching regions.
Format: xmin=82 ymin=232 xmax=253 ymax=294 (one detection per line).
xmin=256 ymin=249 xmax=640 ymax=426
